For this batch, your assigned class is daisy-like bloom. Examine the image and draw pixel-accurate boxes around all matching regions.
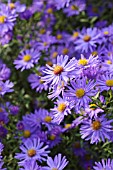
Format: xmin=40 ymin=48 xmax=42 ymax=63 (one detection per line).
xmin=74 ymin=27 xmax=101 ymax=53
xmin=42 ymin=55 xmax=76 ymax=86
xmin=93 ymin=159 xmax=113 ymax=170
xmin=28 ymin=74 xmax=48 ymax=93
xmin=14 ymin=48 xmax=40 ymax=71
xmin=63 ymin=0 xmax=86 ymax=17
xmin=64 ymin=77 xmax=97 ymax=110
xmin=54 ymin=0 xmax=71 ymax=9
xmin=0 ymin=64 xmax=11 ymax=81
xmin=96 ymin=73 xmax=113 ymax=92
xmin=101 ymin=54 xmax=113 ymax=73
xmin=51 ymin=96 xmax=72 ymax=124
xmin=0 ymin=80 xmax=14 ymax=96
xmin=8 ymin=0 xmax=26 ymax=13
xmin=19 ymin=160 xmax=41 ymax=170
xmin=0 ymin=3 xmax=17 ymax=34
xmin=80 ymin=115 xmax=113 ymax=144
xmin=42 ymin=153 xmax=69 ymax=170
xmin=15 ymin=138 xmax=50 ymax=163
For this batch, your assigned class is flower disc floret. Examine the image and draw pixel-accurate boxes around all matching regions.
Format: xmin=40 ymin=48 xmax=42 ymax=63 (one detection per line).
xmin=23 ymin=55 xmax=31 ymax=62
xmin=23 ymin=130 xmax=31 ymax=138
xmin=106 ymin=79 xmax=113 ymax=87
xmin=78 ymin=58 xmax=88 ymax=66
xmin=83 ymin=35 xmax=91 ymax=42
xmin=9 ymin=3 xmax=15 ymax=9
xmin=76 ymin=88 xmax=85 ymax=98
xmin=27 ymin=149 xmax=36 ymax=157
xmin=44 ymin=116 xmax=52 ymax=123
xmin=57 ymin=103 xmax=66 ymax=112
xmin=0 ymin=16 xmax=6 ymax=23
xmin=53 ymin=65 xmax=64 ymax=75
xmin=92 ymin=120 xmax=101 ymax=130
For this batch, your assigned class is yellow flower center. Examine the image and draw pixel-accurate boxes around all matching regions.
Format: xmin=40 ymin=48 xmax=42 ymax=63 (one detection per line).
xmin=53 ymin=65 xmax=63 ymax=75
xmin=75 ymin=88 xmax=85 ymax=98
xmin=39 ymin=28 xmax=46 ymax=34
xmin=44 ymin=116 xmax=52 ymax=123
xmin=83 ymin=35 xmax=91 ymax=42
xmin=0 ymin=16 xmax=6 ymax=23
xmin=43 ymin=42 xmax=48 ymax=46
xmin=92 ymin=120 xmax=101 ymax=130
xmin=71 ymin=5 xmax=79 ymax=10
xmin=106 ymin=79 xmax=113 ymax=87
xmin=47 ymin=8 xmax=53 ymax=14
xmin=104 ymin=31 xmax=109 ymax=35
xmin=107 ymin=60 xmax=112 ymax=64
xmin=73 ymin=32 xmax=79 ymax=38
xmin=52 ymin=52 xmax=58 ymax=58
xmin=64 ymin=124 xmax=71 ymax=129
xmin=62 ymin=48 xmax=69 ymax=55
xmin=46 ymin=61 xmax=53 ymax=66
xmin=27 ymin=149 xmax=36 ymax=157
xmin=92 ymin=51 xmax=98 ymax=56
xmin=39 ymin=79 xmax=44 ymax=84
xmin=23 ymin=130 xmax=31 ymax=138
xmin=52 ymin=168 xmax=58 ymax=170
xmin=50 ymin=134 xmax=56 ymax=140
xmin=58 ymin=103 xmax=66 ymax=112
xmin=78 ymin=58 xmax=88 ymax=66
xmin=56 ymin=34 xmax=62 ymax=40
xmin=9 ymin=3 xmax=15 ymax=9
xmin=23 ymin=55 xmax=31 ymax=62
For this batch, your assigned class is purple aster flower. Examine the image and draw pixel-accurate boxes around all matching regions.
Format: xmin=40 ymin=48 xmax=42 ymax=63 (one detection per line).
xmin=63 ymin=0 xmax=86 ymax=16
xmin=0 ymin=3 xmax=17 ymax=34
xmin=0 ymin=126 xmax=8 ymax=138
xmin=14 ymin=48 xmax=40 ymax=71
xmin=93 ymin=159 xmax=113 ymax=170
xmin=15 ymin=138 xmax=50 ymax=163
xmin=80 ymin=115 xmax=113 ymax=144
xmin=64 ymin=77 xmax=97 ymax=110
xmin=97 ymin=73 xmax=113 ymax=92
xmin=9 ymin=105 xmax=19 ymax=115
xmin=42 ymin=153 xmax=68 ymax=170
xmin=8 ymin=0 xmax=26 ymax=13
xmin=28 ymin=74 xmax=48 ymax=93
xmin=0 ymin=80 xmax=14 ymax=96
xmin=42 ymin=55 xmax=76 ymax=86
xmin=55 ymin=0 xmax=71 ymax=9
xmin=19 ymin=9 xmax=32 ymax=20
xmin=19 ymin=159 xmax=41 ymax=170
xmin=0 ymin=30 xmax=13 ymax=45
xmin=74 ymin=27 xmax=101 ymax=53
xmin=51 ymin=96 xmax=72 ymax=124
xmin=0 ymin=112 xmax=9 ymax=125
xmin=0 ymin=64 xmax=11 ymax=81
xmin=17 ymin=121 xmax=24 ymax=131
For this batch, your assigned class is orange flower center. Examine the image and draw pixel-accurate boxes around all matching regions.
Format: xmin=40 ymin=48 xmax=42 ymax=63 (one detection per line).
xmin=58 ymin=103 xmax=66 ymax=112
xmin=53 ymin=65 xmax=63 ymax=75
xmin=27 ymin=149 xmax=36 ymax=157
xmin=62 ymin=48 xmax=69 ymax=55
xmin=83 ymin=35 xmax=91 ymax=42
xmin=92 ymin=120 xmax=101 ymax=130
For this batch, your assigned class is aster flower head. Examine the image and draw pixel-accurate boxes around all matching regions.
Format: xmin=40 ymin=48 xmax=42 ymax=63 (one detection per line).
xmin=74 ymin=27 xmax=101 ymax=53
xmin=14 ymin=48 xmax=40 ymax=71
xmin=42 ymin=153 xmax=68 ymax=170
xmin=80 ymin=115 xmax=113 ymax=144
xmin=15 ymin=138 xmax=50 ymax=163
xmin=0 ymin=64 xmax=11 ymax=81
xmin=42 ymin=55 xmax=76 ymax=86
xmin=19 ymin=159 xmax=41 ymax=170
xmin=97 ymin=73 xmax=113 ymax=92
xmin=51 ymin=96 xmax=72 ymax=124
xmin=93 ymin=159 xmax=113 ymax=170
xmin=63 ymin=0 xmax=86 ymax=17
xmin=0 ymin=80 xmax=14 ymax=96
xmin=64 ymin=77 xmax=97 ymax=110
xmin=8 ymin=0 xmax=26 ymax=13
xmin=55 ymin=0 xmax=71 ymax=9
xmin=0 ymin=3 xmax=17 ymax=34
